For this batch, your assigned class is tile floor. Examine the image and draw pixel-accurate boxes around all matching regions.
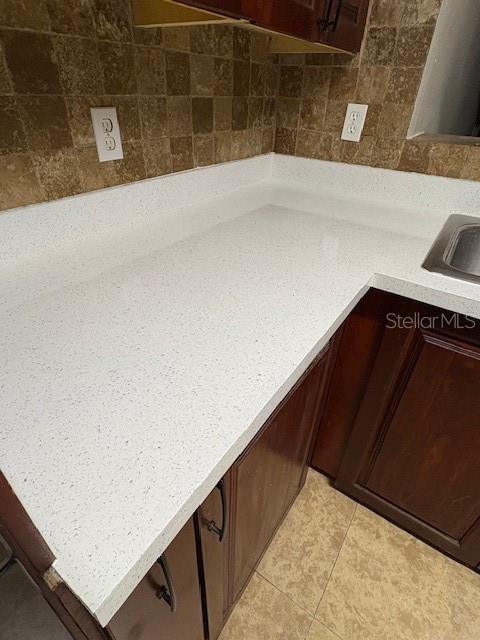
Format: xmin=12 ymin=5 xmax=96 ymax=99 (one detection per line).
xmin=219 ymin=469 xmax=480 ymax=640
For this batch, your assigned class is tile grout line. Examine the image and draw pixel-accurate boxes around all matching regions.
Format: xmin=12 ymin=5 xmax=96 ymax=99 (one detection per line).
xmin=304 ymin=615 xmax=315 ymax=640
xmin=254 ymin=570 xmax=316 ymax=619
xmin=256 ymin=568 xmax=346 ymax=640
xmin=255 ymin=478 xmax=356 ymax=639
xmin=314 ymin=502 xmax=358 ymax=619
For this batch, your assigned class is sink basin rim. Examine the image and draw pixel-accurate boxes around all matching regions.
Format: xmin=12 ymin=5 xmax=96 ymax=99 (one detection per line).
xmin=422 ymin=214 xmax=480 ymax=285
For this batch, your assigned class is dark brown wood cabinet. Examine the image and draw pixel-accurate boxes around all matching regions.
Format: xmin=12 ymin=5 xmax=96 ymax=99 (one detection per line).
xmin=310 ymin=289 xmax=393 ymax=477
xmin=178 ymin=0 xmax=246 ymax=18
xmin=197 ymin=349 xmax=330 ymax=638
xmin=312 ymin=289 xmax=480 ymax=569
xmin=108 ymin=518 xmax=204 ymax=640
xmin=8 ymin=285 xmax=480 ymax=640
xmin=197 ymin=476 xmax=232 ymax=640
xmin=245 ymin=0 xmax=322 ymax=42
xmin=170 ymin=0 xmax=369 ymax=52
xmin=0 ymin=473 xmax=108 ymax=640
xmin=228 ymin=350 xmax=328 ymax=604
xmin=315 ymin=0 xmax=370 ymax=52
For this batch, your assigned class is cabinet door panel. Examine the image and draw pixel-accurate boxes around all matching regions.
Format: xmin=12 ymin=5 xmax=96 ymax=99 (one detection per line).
xmin=177 ymin=0 xmax=246 ymax=18
xmin=316 ymin=0 xmax=369 ymax=52
xmin=108 ymin=519 xmax=204 ymax=640
xmin=231 ymin=353 xmax=328 ymax=602
xmin=197 ymin=477 xmax=231 ymax=640
xmin=337 ymin=305 xmax=480 ymax=568
xmin=311 ymin=289 xmax=391 ymax=477
xmin=366 ymin=333 xmax=480 ymax=540
xmin=244 ymin=0 xmax=320 ymax=41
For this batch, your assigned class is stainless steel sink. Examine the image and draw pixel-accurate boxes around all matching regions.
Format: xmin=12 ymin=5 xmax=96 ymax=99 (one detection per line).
xmin=422 ymin=214 xmax=480 ymax=284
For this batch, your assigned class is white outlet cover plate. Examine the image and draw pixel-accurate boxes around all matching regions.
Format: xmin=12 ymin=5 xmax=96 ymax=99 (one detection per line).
xmin=341 ymin=103 xmax=369 ymax=143
xmin=90 ymin=107 xmax=124 ymax=162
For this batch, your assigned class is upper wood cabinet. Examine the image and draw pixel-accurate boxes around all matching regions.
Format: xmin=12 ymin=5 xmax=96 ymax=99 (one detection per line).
xmin=108 ymin=518 xmax=204 ymax=640
xmin=244 ymin=0 xmax=324 ymax=42
xmin=316 ymin=0 xmax=370 ymax=52
xmin=332 ymin=291 xmax=480 ymax=568
xmin=133 ymin=0 xmax=370 ymax=53
xmin=178 ymin=0 xmax=247 ymax=18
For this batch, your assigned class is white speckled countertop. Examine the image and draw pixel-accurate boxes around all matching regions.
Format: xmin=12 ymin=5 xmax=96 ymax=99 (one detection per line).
xmin=3 ymin=154 xmax=480 ymax=626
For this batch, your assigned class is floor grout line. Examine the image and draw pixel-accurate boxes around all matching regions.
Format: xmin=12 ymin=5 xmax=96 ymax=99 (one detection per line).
xmin=255 ymin=477 xmax=357 ymax=640
xmin=254 ymin=570 xmax=316 ymax=618
xmin=304 ymin=616 xmax=315 ymax=640
xmin=314 ymin=502 xmax=358 ymax=620
xmin=254 ymin=570 xmax=316 ymax=640
xmin=306 ymin=616 xmax=346 ymax=640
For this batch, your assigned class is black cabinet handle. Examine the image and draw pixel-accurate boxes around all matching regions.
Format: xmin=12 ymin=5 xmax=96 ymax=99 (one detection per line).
xmin=155 ymin=554 xmax=177 ymax=613
xmin=317 ymin=0 xmax=335 ymax=30
xmin=319 ymin=1 xmax=361 ymax=32
xmin=207 ymin=479 xmax=227 ymax=542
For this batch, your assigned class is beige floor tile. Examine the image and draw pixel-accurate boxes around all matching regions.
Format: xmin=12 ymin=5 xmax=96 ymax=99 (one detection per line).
xmin=306 ymin=619 xmax=342 ymax=640
xmin=316 ymin=505 xmax=480 ymax=640
xmin=219 ymin=572 xmax=312 ymax=640
xmin=257 ymin=469 xmax=355 ymax=614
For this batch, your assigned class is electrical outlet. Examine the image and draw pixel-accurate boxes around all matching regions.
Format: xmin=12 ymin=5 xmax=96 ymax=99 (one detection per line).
xmin=90 ymin=107 xmax=124 ymax=162
xmin=341 ymin=103 xmax=369 ymax=143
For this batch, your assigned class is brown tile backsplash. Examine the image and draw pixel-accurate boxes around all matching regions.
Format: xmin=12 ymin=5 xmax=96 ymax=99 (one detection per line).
xmin=170 ymin=135 xmax=193 ymax=172
xmin=165 ymin=50 xmax=191 ymax=95
xmin=143 ymin=136 xmax=171 ymax=178
xmin=98 ymin=41 xmax=137 ymax=95
xmin=33 ymin=147 xmax=82 ymax=199
xmin=0 ymin=1 xmax=275 ymax=211
xmin=46 ymin=0 xmax=96 ymax=37
xmin=0 ymin=96 xmax=26 ymax=154
xmin=191 ymin=54 xmax=214 ymax=96
xmin=233 ymin=60 xmax=250 ymax=96
xmin=0 ymin=153 xmax=43 ymax=209
xmin=277 ymin=0 xmax=480 ymax=183
xmin=138 ymin=96 xmax=167 ymax=139
xmin=232 ymin=96 xmax=248 ymax=131
xmin=192 ymin=97 xmax=213 ymax=134
xmin=0 ymin=0 xmax=477 ymax=214
xmin=214 ymin=57 xmax=233 ymax=96
xmin=94 ymin=0 xmax=132 ymax=42
xmin=135 ymin=46 xmax=166 ymax=95
xmin=54 ymin=36 xmax=102 ymax=95
xmin=0 ymin=0 xmax=51 ymax=31
xmin=362 ymin=26 xmax=397 ymax=66
xmin=18 ymin=95 xmax=73 ymax=152
xmin=193 ymin=134 xmax=214 ymax=167
xmin=2 ymin=29 xmax=62 ymax=94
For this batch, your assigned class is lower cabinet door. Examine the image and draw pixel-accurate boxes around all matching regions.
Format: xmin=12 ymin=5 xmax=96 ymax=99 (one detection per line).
xmin=107 ymin=518 xmax=204 ymax=640
xmin=230 ymin=351 xmax=329 ymax=603
xmin=197 ymin=476 xmax=231 ymax=640
xmin=310 ymin=289 xmax=392 ymax=478
xmin=336 ymin=298 xmax=480 ymax=568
